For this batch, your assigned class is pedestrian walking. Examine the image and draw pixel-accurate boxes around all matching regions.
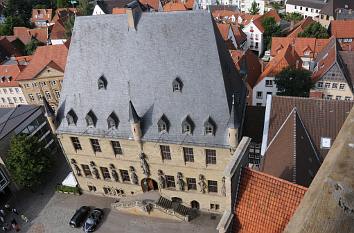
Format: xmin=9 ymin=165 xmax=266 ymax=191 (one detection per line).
xmin=0 ymin=215 xmax=4 ymax=223
xmin=0 ymin=209 xmax=4 ymax=215
xmin=20 ymin=214 xmax=28 ymax=223
xmin=2 ymin=223 xmax=9 ymax=232
xmin=11 ymin=209 xmax=18 ymax=216
xmin=3 ymin=205 xmax=9 ymax=213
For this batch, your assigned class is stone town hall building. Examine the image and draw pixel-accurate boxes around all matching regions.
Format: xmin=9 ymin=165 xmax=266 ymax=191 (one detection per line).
xmin=51 ymin=10 xmax=247 ymax=216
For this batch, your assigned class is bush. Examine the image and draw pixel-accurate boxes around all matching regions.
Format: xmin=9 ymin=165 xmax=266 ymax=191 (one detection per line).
xmin=56 ymin=184 xmax=81 ymax=195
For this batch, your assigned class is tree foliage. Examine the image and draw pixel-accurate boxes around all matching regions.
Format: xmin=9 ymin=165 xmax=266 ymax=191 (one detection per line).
xmin=64 ymin=14 xmax=75 ymax=38
xmin=274 ymin=67 xmax=314 ymax=97
xmin=5 ymin=134 xmax=53 ymax=189
xmin=282 ymin=12 xmax=303 ymax=23
xmin=77 ymin=0 xmax=93 ymax=16
xmin=298 ymin=22 xmax=329 ymax=39
xmin=24 ymin=38 xmax=44 ymax=55
xmin=249 ymin=1 xmax=260 ymax=15
xmin=262 ymin=17 xmax=282 ymax=50
xmin=0 ymin=16 xmax=25 ymax=35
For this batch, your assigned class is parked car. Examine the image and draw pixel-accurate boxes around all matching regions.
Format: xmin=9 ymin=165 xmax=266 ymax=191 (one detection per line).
xmin=69 ymin=206 xmax=90 ymax=228
xmin=262 ymin=50 xmax=271 ymax=62
xmin=83 ymin=208 xmax=104 ymax=232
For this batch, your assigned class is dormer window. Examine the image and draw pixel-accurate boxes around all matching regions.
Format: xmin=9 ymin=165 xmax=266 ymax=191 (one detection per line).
xmin=320 ymin=137 xmax=331 ymax=149
xmin=204 ymin=117 xmax=216 ymax=135
xmin=66 ymin=109 xmax=78 ymax=125
xmin=85 ymin=110 xmax=97 ymax=127
xmin=98 ymin=75 xmax=107 ymax=90
xmin=107 ymin=112 xmax=119 ymax=129
xmin=157 ymin=114 xmax=169 ymax=133
xmin=182 ymin=116 xmax=194 ymax=134
xmin=172 ymin=77 xmax=183 ymax=92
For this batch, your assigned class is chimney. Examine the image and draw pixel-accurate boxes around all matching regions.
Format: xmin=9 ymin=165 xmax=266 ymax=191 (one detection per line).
xmin=126 ymin=2 xmax=142 ymax=31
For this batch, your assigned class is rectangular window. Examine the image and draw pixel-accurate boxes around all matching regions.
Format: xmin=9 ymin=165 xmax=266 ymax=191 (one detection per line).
xmin=100 ymin=167 xmax=111 ymax=180
xmin=339 ymin=84 xmax=345 ymax=90
xmin=70 ymin=137 xmax=82 ymax=151
xmin=166 ymin=175 xmax=175 ymax=188
xmin=28 ymin=94 xmax=35 ymax=101
xmin=36 ymin=93 xmax=42 ymax=101
xmin=19 ymin=97 xmax=24 ymax=103
xmin=45 ymin=91 xmax=51 ymax=100
xmin=266 ymin=92 xmax=272 ymax=96
xmin=332 ymin=83 xmax=338 ymax=89
xmin=160 ymin=145 xmax=171 ymax=160
xmin=265 ymin=80 xmax=273 ymax=87
xmin=186 ymin=178 xmax=197 ymax=190
xmin=345 ymin=96 xmax=351 ymax=101
xmin=55 ymin=90 xmax=60 ymax=98
xmin=326 ymin=95 xmax=333 ymax=100
xmin=13 ymin=97 xmax=17 ymax=103
xmin=183 ymin=147 xmax=194 ymax=162
xmin=32 ymin=82 xmax=37 ymax=87
xmin=325 ymin=83 xmax=331 ymax=88
xmin=9 ymin=88 xmax=13 ymax=94
xmin=120 ymin=169 xmax=130 ymax=182
xmin=81 ymin=164 xmax=92 ymax=177
xmin=7 ymin=97 xmax=12 ymax=104
xmin=317 ymin=82 xmax=323 ymax=88
xmin=51 ymin=80 xmax=57 ymax=86
xmin=15 ymin=88 xmax=19 ymax=93
xmin=208 ymin=180 xmax=218 ymax=193
xmin=306 ymin=7 xmax=308 ymax=11
xmin=336 ymin=96 xmax=342 ymax=100
xmin=90 ymin=139 xmax=101 ymax=153
xmin=103 ymin=187 xmax=112 ymax=195
xmin=206 ymin=149 xmax=216 ymax=165
xmin=3 ymin=89 xmax=7 ymax=94
xmin=111 ymin=141 xmax=122 ymax=155
xmin=256 ymin=91 xmax=262 ymax=99
xmin=88 ymin=185 xmax=96 ymax=192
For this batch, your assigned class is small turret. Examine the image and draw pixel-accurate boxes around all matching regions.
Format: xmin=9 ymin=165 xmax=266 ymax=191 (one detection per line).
xmin=43 ymin=98 xmax=57 ymax=133
xmin=129 ymin=100 xmax=142 ymax=142
xmin=227 ymin=95 xmax=239 ymax=150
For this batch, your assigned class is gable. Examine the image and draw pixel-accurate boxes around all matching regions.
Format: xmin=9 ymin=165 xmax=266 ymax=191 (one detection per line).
xmin=319 ymin=63 xmax=347 ymax=83
xmin=35 ymin=65 xmax=64 ymax=80
xmin=93 ymin=5 xmax=105 ymax=15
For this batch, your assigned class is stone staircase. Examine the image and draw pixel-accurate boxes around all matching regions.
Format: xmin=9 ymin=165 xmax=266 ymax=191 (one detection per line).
xmin=156 ymin=196 xmax=197 ymax=221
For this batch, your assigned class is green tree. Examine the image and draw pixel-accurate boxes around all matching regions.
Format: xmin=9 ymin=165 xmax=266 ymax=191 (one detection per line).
xmin=3 ymin=0 xmax=32 ymax=26
xmin=24 ymin=38 xmax=44 ymax=55
xmin=282 ymin=12 xmax=303 ymax=23
xmin=274 ymin=67 xmax=314 ymax=97
xmin=249 ymin=1 xmax=260 ymax=15
xmin=5 ymin=135 xmax=53 ymax=189
xmin=298 ymin=22 xmax=329 ymax=39
xmin=77 ymin=0 xmax=93 ymax=15
xmin=0 ymin=16 xmax=25 ymax=36
xmin=262 ymin=17 xmax=282 ymax=50
xmin=64 ymin=14 xmax=75 ymax=38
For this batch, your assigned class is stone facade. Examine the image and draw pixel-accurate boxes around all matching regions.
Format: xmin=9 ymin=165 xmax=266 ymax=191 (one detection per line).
xmin=19 ymin=67 xmax=63 ymax=110
xmin=59 ymin=133 xmax=238 ymax=213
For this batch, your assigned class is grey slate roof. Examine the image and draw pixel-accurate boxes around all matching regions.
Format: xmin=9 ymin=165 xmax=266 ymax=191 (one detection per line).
xmin=96 ymin=0 xmax=135 ymax=13
xmin=0 ymin=105 xmax=41 ymax=140
xmin=286 ymin=0 xmax=326 ymax=10
xmin=320 ymin=0 xmax=354 ymax=16
xmin=57 ymin=11 xmax=246 ymax=148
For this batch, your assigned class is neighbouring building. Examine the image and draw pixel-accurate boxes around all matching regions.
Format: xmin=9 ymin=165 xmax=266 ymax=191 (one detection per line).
xmin=217 ymin=23 xmax=247 ymax=50
xmin=252 ymin=44 xmax=302 ymax=106
xmin=93 ymin=0 xmax=136 ymax=15
xmin=311 ymin=37 xmax=354 ymax=100
xmin=55 ymin=11 xmax=248 ymax=217
xmin=0 ymin=104 xmax=56 ymax=204
xmin=49 ymin=8 xmax=77 ymax=45
xmin=16 ymin=45 xmax=68 ymax=110
xmin=335 ymin=8 xmax=354 ymax=20
xmin=0 ymin=63 xmax=27 ymax=107
xmin=285 ymin=0 xmax=325 ymax=19
xmin=287 ymin=16 xmax=315 ymax=38
xmin=270 ymin=36 xmax=331 ymax=69
xmin=242 ymin=9 xmax=281 ymax=56
xmin=0 ymin=37 xmax=23 ymax=63
xmin=31 ymin=8 xmax=53 ymax=27
xmin=237 ymin=0 xmax=265 ymax=15
xmin=317 ymin=0 xmax=354 ymax=28
xmin=260 ymin=95 xmax=354 ymax=187
xmin=329 ymin=19 xmax=354 ymax=50
xmin=13 ymin=27 xmax=48 ymax=45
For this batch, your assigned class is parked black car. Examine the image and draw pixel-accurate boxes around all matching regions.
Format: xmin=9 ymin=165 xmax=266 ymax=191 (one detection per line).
xmin=83 ymin=208 xmax=104 ymax=232
xmin=69 ymin=206 xmax=90 ymax=228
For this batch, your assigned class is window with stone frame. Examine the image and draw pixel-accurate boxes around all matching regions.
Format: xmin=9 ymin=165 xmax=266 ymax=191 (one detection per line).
xmin=100 ymin=167 xmax=111 ymax=180
xmin=45 ymin=91 xmax=51 ymax=100
xmin=90 ymin=139 xmax=101 ymax=153
xmin=186 ymin=178 xmax=197 ymax=190
xmin=111 ymin=141 xmax=122 ymax=155
xmin=249 ymin=143 xmax=261 ymax=165
xmin=103 ymin=187 xmax=112 ymax=195
xmin=120 ymin=169 xmax=130 ymax=182
xmin=256 ymin=91 xmax=262 ymax=99
xmin=332 ymin=83 xmax=338 ymax=89
xmin=183 ymin=147 xmax=194 ymax=162
xmin=325 ymin=82 xmax=331 ymax=88
xmin=71 ymin=137 xmax=82 ymax=151
xmin=88 ymin=185 xmax=96 ymax=192
xmin=339 ymin=83 xmax=346 ymax=90
xmin=166 ymin=175 xmax=175 ymax=188
xmin=160 ymin=145 xmax=171 ymax=160
xmin=208 ymin=180 xmax=218 ymax=193
xmin=66 ymin=109 xmax=78 ymax=125
xmin=206 ymin=149 xmax=216 ymax=165
xmin=81 ymin=164 xmax=92 ymax=177
xmin=317 ymin=82 xmax=323 ymax=88
xmin=107 ymin=112 xmax=119 ymax=129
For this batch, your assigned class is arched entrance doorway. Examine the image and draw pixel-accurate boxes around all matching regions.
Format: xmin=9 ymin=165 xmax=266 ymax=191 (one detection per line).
xmin=141 ymin=178 xmax=158 ymax=192
xmin=191 ymin=200 xmax=200 ymax=209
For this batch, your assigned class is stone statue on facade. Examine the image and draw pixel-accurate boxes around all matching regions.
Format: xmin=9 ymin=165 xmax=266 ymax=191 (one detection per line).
xmin=221 ymin=176 xmax=226 ymax=196
xmin=177 ymin=172 xmax=185 ymax=191
xmin=139 ymin=152 xmax=150 ymax=176
xmin=92 ymin=167 xmax=100 ymax=179
xmin=198 ymin=174 xmax=207 ymax=194
xmin=129 ymin=166 xmax=139 ymax=185
xmin=73 ymin=164 xmax=81 ymax=176
xmin=157 ymin=170 xmax=166 ymax=189
xmin=109 ymin=164 xmax=119 ymax=182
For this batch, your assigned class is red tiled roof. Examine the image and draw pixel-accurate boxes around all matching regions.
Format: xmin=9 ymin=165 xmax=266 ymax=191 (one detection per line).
xmin=231 ymin=49 xmax=262 ymax=88
xmin=312 ymin=37 xmax=337 ymax=82
xmin=252 ymin=10 xmax=281 ymax=33
xmin=217 ymin=23 xmax=246 ymax=50
xmin=0 ymin=64 xmax=25 ymax=87
xmin=31 ymin=9 xmax=53 ymax=23
xmin=330 ymin=19 xmax=354 ymax=39
xmin=287 ymin=17 xmax=315 ymax=38
xmin=16 ymin=45 xmax=68 ymax=81
xmin=234 ymin=167 xmax=307 ymax=233
xmin=51 ymin=8 xmax=77 ymax=23
xmin=271 ymin=37 xmax=331 ymax=58
xmin=163 ymin=1 xmax=187 ymax=11
xmin=0 ymin=37 xmax=22 ymax=57
xmin=257 ymin=44 xmax=302 ymax=84
xmin=13 ymin=27 xmax=48 ymax=44
xmin=139 ymin=0 xmax=160 ymax=11
xmin=212 ymin=10 xmax=237 ymax=19
xmin=50 ymin=18 xmax=66 ymax=40
xmin=232 ymin=25 xmax=247 ymax=46
xmin=184 ymin=0 xmax=195 ymax=9
xmin=112 ymin=8 xmax=127 ymax=14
